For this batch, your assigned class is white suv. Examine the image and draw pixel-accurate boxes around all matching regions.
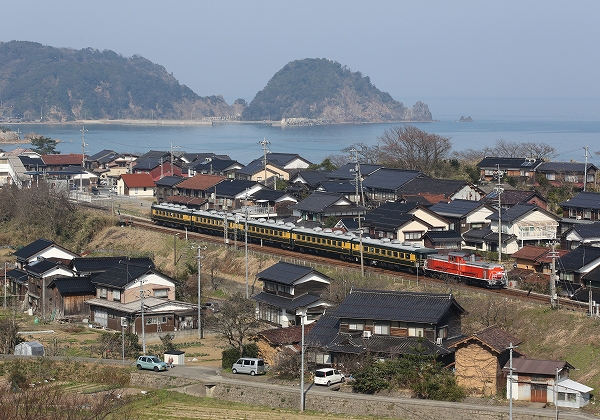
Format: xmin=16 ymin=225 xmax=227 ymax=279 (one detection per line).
xmin=314 ymin=368 xmax=345 ymax=386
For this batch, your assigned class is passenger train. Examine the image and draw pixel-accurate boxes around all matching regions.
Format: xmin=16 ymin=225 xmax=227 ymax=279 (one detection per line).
xmin=151 ymin=202 xmax=507 ymax=288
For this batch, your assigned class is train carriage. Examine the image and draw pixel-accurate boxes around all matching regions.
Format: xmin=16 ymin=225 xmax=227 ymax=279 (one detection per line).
xmin=291 ymin=227 xmax=354 ymax=258
xmin=152 ymin=203 xmax=193 ymax=229
xmin=355 ymin=237 xmax=438 ymax=271
xmin=245 ymin=218 xmax=294 ymax=247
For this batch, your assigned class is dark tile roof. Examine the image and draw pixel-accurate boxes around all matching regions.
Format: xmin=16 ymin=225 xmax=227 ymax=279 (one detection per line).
xmin=88 ymin=149 xmax=117 ymax=161
xmin=26 ymin=260 xmax=68 ymax=276
xmin=399 ymin=177 xmax=469 ymax=197
xmin=13 ymin=238 xmax=55 ymax=259
xmin=570 ymin=285 xmax=600 ymax=302
xmin=19 ymin=155 xmax=46 ymax=168
xmin=362 ymin=168 xmax=421 ymax=190
xmin=132 ymin=157 xmax=161 ymax=171
xmin=486 ymin=204 xmax=557 ymax=223
xmin=462 ymin=227 xmax=514 ymax=244
xmin=317 ymin=181 xmax=356 ymax=194
xmin=92 ymin=261 xmax=156 ymax=288
xmin=305 ymin=313 xmax=341 ymax=347
xmin=422 ymin=230 xmax=463 ymax=242
xmin=291 ymin=170 xmax=332 ymax=187
xmin=72 ymin=257 xmax=154 ymax=274
xmin=7 ymin=268 xmax=28 ymax=284
xmin=331 ymin=334 xmax=452 ymax=356
xmin=363 ymin=201 xmax=420 ymax=230
xmin=137 ymin=150 xmax=170 ymax=160
xmin=252 ymin=292 xmax=322 ymax=311
xmin=193 ymin=159 xmax=242 ymax=173
xmin=251 ymin=189 xmax=294 ymax=202
xmin=536 ymin=162 xmax=597 ymax=173
xmin=558 ymin=245 xmax=600 ymax=271
xmin=183 ymin=152 xmax=231 ymax=163
xmin=291 ymin=191 xmax=354 ymax=213
xmin=569 ymin=222 xmax=600 ymax=239
xmin=483 ymin=189 xmax=547 ymax=206
xmin=256 ymin=262 xmax=326 ymax=285
xmin=332 ymin=289 xmax=465 ymax=324
xmin=211 ymin=179 xmax=258 ymax=198
xmin=451 ymin=325 xmax=521 ymax=353
xmin=155 ymin=175 xmax=184 ymax=187
xmin=429 ymin=199 xmax=485 ymax=218
xmin=327 ymin=164 xmax=382 ymax=180
xmin=477 ymin=157 xmax=544 ymax=169
xmin=561 ymin=192 xmax=600 ymax=211
xmin=48 ymin=276 xmax=95 ymax=295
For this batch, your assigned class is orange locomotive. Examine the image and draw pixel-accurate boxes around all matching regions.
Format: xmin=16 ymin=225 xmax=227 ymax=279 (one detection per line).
xmin=424 ymin=252 xmax=507 ymax=288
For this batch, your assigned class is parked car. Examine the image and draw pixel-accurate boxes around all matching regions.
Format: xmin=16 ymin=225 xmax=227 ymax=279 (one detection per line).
xmin=314 ymin=368 xmax=345 ymax=386
xmin=136 ymin=355 xmax=168 ymax=372
xmin=231 ymin=358 xmax=265 ymax=376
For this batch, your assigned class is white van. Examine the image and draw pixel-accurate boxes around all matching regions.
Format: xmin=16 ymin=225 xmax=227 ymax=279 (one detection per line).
xmin=232 ymin=358 xmax=265 ymax=376
xmin=314 ymin=368 xmax=345 ymax=386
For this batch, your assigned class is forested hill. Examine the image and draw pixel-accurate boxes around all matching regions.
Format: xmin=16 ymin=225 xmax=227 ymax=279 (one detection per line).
xmin=0 ymin=41 xmax=236 ymax=122
xmin=242 ymin=58 xmax=432 ymax=123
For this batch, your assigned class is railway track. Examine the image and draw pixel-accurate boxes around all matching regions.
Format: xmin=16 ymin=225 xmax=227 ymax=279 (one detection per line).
xmin=107 ymin=212 xmax=590 ymax=313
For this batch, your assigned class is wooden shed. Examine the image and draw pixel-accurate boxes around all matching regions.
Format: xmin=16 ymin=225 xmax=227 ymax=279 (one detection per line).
xmin=47 ymin=277 xmax=95 ymax=317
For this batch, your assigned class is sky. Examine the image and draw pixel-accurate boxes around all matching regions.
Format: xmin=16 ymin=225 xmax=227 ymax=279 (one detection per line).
xmin=1 ymin=1 xmax=599 ymax=115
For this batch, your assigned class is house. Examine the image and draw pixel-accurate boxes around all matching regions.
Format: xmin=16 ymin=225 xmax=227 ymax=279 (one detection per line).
xmin=71 ymin=256 xmax=155 ymax=277
xmin=5 ymin=267 xmax=28 ymax=302
xmin=504 ymin=358 xmax=592 ymax=408
xmin=362 ymin=201 xmax=449 ymax=246
xmin=556 ymin=244 xmax=600 ymax=286
xmin=474 ymin=204 xmax=560 ymax=255
xmin=204 ymin=178 xmax=262 ymax=211
xmin=361 ymin=168 xmax=422 ymax=206
xmin=116 ymin=173 xmax=155 ymax=197
xmin=428 ymin=199 xmax=495 ymax=234
xmin=47 ymin=276 xmax=96 ymax=317
xmin=326 ymin=163 xmax=382 ymax=181
xmin=511 ymin=245 xmax=569 ymax=274
xmin=560 ymin=191 xmax=600 ymax=222
xmin=98 ymin=153 xmax=137 ymax=185
xmin=247 ymin=189 xmax=298 ymax=218
xmin=291 ymin=191 xmax=363 ymax=223
xmin=191 ymin=158 xmax=243 ymax=178
xmin=451 ymin=325 xmax=522 ymax=396
xmin=477 ymin=157 xmax=544 ymax=184
xmin=316 ymin=181 xmax=362 ymax=204
xmin=422 ymin=230 xmax=463 ymax=250
xmin=482 ymin=189 xmax=548 ymax=211
xmin=175 ymin=174 xmax=226 ymax=202
xmin=561 ymin=222 xmax=600 ymax=249
xmin=236 ymin=153 xmax=312 ymax=185
xmin=289 ymin=170 xmax=333 ymax=191
xmin=42 ymin=153 xmax=85 ymax=171
xmin=398 ymin=177 xmax=485 ymax=204
xmin=154 ymin=175 xmax=185 ymax=202
xmin=13 ymin=238 xmax=79 ymax=270
xmin=306 ymin=289 xmax=466 ymax=366
xmin=25 ymin=259 xmax=74 ymax=318
xmin=132 ymin=157 xmax=185 ymax=181
xmin=252 ymin=261 xmax=332 ymax=327
xmin=535 ymin=161 xmax=597 ymax=189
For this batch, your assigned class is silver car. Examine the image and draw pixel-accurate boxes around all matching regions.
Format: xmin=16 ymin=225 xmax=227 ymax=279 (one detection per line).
xmin=231 ymin=358 xmax=265 ymax=376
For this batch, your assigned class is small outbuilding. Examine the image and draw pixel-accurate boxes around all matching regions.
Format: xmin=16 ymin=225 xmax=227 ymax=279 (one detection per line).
xmin=164 ymin=350 xmax=185 ymax=366
xmin=14 ymin=341 xmax=45 ymax=356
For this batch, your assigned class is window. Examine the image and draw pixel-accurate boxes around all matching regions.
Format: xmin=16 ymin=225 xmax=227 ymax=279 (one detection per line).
xmin=546 ymin=173 xmax=556 ymax=181
xmin=99 ymin=288 xmax=107 ymax=299
xmin=569 ymin=208 xmax=577 ymax=217
xmin=373 ymin=322 xmax=390 ymax=335
xmin=404 ymin=232 xmax=422 ymax=241
xmin=584 ymin=210 xmax=591 ymax=219
xmin=154 ymin=289 xmax=168 ymax=298
xmin=565 ymin=174 xmax=578 ymax=183
xmin=408 ymin=325 xmax=424 ymax=337
xmin=348 ymin=321 xmax=364 ymax=331
xmin=112 ymin=289 xmax=121 ymax=301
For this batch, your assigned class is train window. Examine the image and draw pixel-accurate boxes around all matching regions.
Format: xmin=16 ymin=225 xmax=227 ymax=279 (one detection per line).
xmin=393 ymin=252 xmax=398 ymax=257
xmin=327 ymin=240 xmax=331 ymax=245
xmin=368 ymin=247 xmax=375 ymax=253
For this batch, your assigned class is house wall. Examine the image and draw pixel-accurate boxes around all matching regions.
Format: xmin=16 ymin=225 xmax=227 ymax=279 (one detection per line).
xmin=48 ymin=289 xmax=92 ymax=317
xmin=122 ymin=274 xmax=176 ymax=303
xmin=395 ymin=219 xmax=430 ymax=245
xmin=454 ymin=343 xmax=501 ymax=396
xmin=250 ymin=164 xmax=290 ymax=182
xmin=452 ymin=185 xmax=483 ymax=201
xmin=411 ymin=209 xmax=449 ymax=230
xmin=22 ymin=248 xmax=77 ymax=267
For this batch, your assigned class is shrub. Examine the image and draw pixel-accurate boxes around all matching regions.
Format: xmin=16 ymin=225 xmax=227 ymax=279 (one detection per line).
xmin=221 ymin=343 xmax=260 ymax=369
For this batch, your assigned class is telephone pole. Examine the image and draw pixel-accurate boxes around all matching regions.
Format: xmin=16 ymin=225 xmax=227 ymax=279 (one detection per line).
xmin=584 ymin=146 xmax=590 ymax=192
xmin=494 ymin=165 xmax=504 ymax=263
xmin=260 ymin=138 xmax=270 ymax=185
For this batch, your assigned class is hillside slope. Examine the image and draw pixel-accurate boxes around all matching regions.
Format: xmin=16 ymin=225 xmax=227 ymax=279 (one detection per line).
xmin=242 ymin=58 xmax=432 ymax=123
xmin=0 ymin=41 xmax=235 ymax=122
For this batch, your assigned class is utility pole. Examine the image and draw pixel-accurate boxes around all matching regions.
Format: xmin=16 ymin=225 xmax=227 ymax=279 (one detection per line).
xmin=508 ymin=342 xmax=515 ymax=420
xmin=584 ymin=146 xmax=590 ymax=192
xmin=170 ymin=141 xmax=180 ymax=176
xmin=350 ymin=148 xmax=365 ymax=277
xmin=197 ymin=245 xmax=206 ymax=339
xmin=549 ymin=241 xmax=558 ymax=309
xmin=245 ymin=203 xmax=249 ymax=298
xmin=259 ymin=138 xmax=270 ymax=185
xmin=80 ymin=125 xmax=88 ymax=193
xmin=494 ymin=164 xmax=504 ymax=263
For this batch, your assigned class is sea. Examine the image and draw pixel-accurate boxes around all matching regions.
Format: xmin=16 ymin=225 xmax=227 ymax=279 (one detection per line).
xmin=3 ymin=97 xmax=600 ymax=165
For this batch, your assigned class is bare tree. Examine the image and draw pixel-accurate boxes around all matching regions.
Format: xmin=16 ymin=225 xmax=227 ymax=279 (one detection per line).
xmin=481 ymin=139 xmax=556 ymax=160
xmin=341 ymin=142 xmax=381 ymax=164
xmin=214 ymin=293 xmax=259 ymax=356
xmin=377 ymin=125 xmax=452 ymax=176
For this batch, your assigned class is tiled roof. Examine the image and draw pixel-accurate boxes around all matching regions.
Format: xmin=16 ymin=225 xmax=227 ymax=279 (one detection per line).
xmin=258 ymin=324 xmax=316 ymax=345
xmin=536 ymin=162 xmax=597 ymax=173
xmin=211 ymin=179 xmax=258 ymax=198
xmin=48 ymin=276 xmax=95 ymax=294
xmin=450 ymin=325 xmax=521 ymax=353
xmin=486 ymin=204 xmax=558 ymax=223
xmin=317 ymin=181 xmax=356 ymax=193
xmin=26 ymin=260 xmax=70 ymax=276
xmin=558 ymin=245 xmax=600 ymax=271
xmin=88 ymin=149 xmax=117 ymax=161
xmin=42 ymin=153 xmax=85 ymax=165
xmin=7 ymin=268 xmax=28 ymax=284
xmin=504 ymin=358 xmax=573 ymax=376
xmin=291 ymin=170 xmax=332 ymax=187
xmin=92 ymin=261 xmax=156 ymax=288
xmin=483 ymin=189 xmax=546 ymax=206
xmin=477 ymin=157 xmax=544 ymax=169
xmin=72 ymin=257 xmax=154 ymax=274
xmin=429 ymin=199 xmax=485 ymax=218
xmin=131 ymin=157 xmax=161 ymax=170
xmin=362 ymin=168 xmax=421 ymax=190
xmin=13 ymin=238 xmax=54 ymax=259
xmin=305 ymin=313 xmax=341 ymax=347
xmin=252 ymin=292 xmax=323 ymax=311
xmin=561 ymin=192 xmax=600 ymax=211
xmin=86 ymin=297 xmax=196 ymax=315
xmin=120 ymin=173 xmax=155 ymax=188
xmin=511 ymin=245 xmax=550 ymax=261
xmin=176 ymin=174 xmax=225 ymax=190
xmin=193 ymin=159 xmax=242 ymax=172
xmin=155 ymin=175 xmax=185 ymax=187
xmin=256 ymin=262 xmax=328 ymax=285
xmin=251 ymin=189 xmax=296 ymax=203
xmin=327 ymin=164 xmax=382 ymax=180
xmin=569 ymin=222 xmax=600 ymax=239
xmin=363 ymin=201 xmax=420 ymax=230
xmin=333 ymin=289 xmax=465 ymax=324
xmin=463 ymin=226 xmax=514 ymax=244
xmin=292 ymin=191 xmax=354 ymax=213
xmin=399 ymin=177 xmax=469 ymax=197
xmin=164 ymin=196 xmax=207 ymax=207
xmin=422 ymin=230 xmax=463 ymax=242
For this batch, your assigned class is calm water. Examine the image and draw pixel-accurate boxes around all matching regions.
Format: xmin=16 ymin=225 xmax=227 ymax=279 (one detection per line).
xmin=4 ymin=98 xmax=600 ymax=165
